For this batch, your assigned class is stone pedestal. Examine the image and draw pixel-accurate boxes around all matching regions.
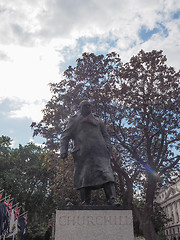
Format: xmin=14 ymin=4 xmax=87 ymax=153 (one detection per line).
xmin=55 ymin=206 xmax=134 ymax=240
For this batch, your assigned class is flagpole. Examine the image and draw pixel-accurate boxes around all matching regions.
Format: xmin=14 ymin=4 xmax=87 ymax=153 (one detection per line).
xmin=0 ymin=195 xmax=11 ymax=202
xmin=12 ymin=203 xmax=19 ymax=208
xmin=18 ymin=211 xmax=28 ymax=218
xmin=0 ymin=189 xmax=4 ymax=194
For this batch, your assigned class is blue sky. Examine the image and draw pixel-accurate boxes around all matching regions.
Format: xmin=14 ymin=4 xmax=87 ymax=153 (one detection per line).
xmin=0 ymin=0 xmax=180 ymax=148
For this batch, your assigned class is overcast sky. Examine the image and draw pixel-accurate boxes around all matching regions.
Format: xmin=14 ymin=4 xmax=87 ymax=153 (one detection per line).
xmin=0 ymin=0 xmax=180 ymax=147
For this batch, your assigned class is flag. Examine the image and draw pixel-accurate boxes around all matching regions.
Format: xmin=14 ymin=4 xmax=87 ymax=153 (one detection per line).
xmin=19 ymin=213 xmax=28 ymax=239
xmin=4 ymin=198 xmax=13 ymax=218
xmin=14 ymin=207 xmax=20 ymax=221
xmin=0 ymin=202 xmax=9 ymax=236
xmin=23 ymin=214 xmax=27 ymax=225
xmin=0 ymin=190 xmax=4 ymax=200
xmin=4 ymin=198 xmax=10 ymax=207
xmin=6 ymin=208 xmax=15 ymax=238
xmin=13 ymin=207 xmax=20 ymax=236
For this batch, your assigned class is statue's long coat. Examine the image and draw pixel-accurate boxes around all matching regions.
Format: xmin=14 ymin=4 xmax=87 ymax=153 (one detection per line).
xmin=60 ymin=112 xmax=115 ymax=189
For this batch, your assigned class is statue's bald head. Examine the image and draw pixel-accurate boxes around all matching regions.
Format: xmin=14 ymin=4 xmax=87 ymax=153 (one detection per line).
xmin=79 ymin=100 xmax=92 ymax=117
xmin=79 ymin=100 xmax=90 ymax=107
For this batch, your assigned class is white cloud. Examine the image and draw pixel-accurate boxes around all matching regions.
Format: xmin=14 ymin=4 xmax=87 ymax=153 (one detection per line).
xmin=0 ymin=45 xmax=60 ymax=100
xmin=0 ymin=0 xmax=42 ymax=45
xmin=28 ymin=137 xmax=45 ymax=147
xmin=0 ymin=43 xmax=63 ymax=121
xmin=0 ymin=0 xmax=180 ymax=146
xmin=82 ymin=43 xmax=97 ymax=53
xmin=9 ymin=100 xmax=45 ymax=121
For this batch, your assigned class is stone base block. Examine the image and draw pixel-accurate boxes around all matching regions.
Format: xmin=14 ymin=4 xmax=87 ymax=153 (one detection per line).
xmin=55 ymin=208 xmax=134 ymax=240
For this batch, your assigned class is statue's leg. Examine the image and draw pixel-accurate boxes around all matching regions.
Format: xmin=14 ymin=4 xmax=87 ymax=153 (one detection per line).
xmin=79 ymin=187 xmax=91 ymax=205
xmin=103 ymin=182 xmax=120 ymax=206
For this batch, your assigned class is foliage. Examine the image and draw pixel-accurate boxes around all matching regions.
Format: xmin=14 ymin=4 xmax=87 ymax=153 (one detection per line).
xmin=32 ymin=52 xmax=123 ymax=150
xmin=118 ymin=50 xmax=180 ymax=179
xmin=133 ymin=200 xmax=170 ymax=238
xmin=0 ymin=136 xmax=56 ymax=239
xmin=32 ymin=50 xmax=180 ymax=240
xmin=41 ymin=151 xmax=107 ymax=207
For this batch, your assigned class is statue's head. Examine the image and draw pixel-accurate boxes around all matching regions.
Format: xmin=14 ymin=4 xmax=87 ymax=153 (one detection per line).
xmin=79 ymin=100 xmax=92 ymax=117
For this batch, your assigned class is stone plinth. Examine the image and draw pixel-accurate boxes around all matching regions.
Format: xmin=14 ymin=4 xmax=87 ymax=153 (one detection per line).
xmin=55 ymin=207 xmax=134 ymax=240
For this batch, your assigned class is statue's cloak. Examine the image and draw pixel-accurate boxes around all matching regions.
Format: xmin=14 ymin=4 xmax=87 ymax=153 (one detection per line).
xmin=60 ymin=112 xmax=114 ymax=189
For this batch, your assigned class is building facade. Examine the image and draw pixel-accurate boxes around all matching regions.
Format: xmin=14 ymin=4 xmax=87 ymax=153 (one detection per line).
xmin=155 ymin=178 xmax=180 ymax=240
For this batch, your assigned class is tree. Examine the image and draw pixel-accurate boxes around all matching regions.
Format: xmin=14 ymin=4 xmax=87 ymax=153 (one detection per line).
xmin=32 ymin=50 xmax=180 ymax=240
xmin=0 ymin=136 xmax=56 ymax=239
xmin=115 ymin=50 xmax=180 ymax=239
xmin=32 ymin=52 xmax=122 ymax=150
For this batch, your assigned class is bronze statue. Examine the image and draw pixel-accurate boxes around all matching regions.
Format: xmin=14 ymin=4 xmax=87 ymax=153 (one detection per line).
xmin=60 ymin=100 xmax=119 ymax=206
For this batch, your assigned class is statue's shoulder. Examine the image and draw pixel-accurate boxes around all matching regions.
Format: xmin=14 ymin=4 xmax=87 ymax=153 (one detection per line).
xmin=93 ymin=114 xmax=105 ymax=125
xmin=92 ymin=114 xmax=101 ymax=121
xmin=93 ymin=114 xmax=99 ymax=119
xmin=69 ymin=112 xmax=80 ymax=121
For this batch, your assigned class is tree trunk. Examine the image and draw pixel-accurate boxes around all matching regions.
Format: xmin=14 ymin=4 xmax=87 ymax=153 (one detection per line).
xmin=140 ymin=216 xmax=159 ymax=240
xmin=111 ymin=157 xmax=133 ymax=209
xmin=134 ymin=206 xmax=159 ymax=240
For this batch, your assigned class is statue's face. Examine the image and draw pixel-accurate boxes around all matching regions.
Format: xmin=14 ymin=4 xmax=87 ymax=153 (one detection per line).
xmin=80 ymin=101 xmax=92 ymax=116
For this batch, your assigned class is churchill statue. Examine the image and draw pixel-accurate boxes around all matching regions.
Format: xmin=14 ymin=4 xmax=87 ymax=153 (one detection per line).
xmin=60 ymin=100 xmax=119 ymax=206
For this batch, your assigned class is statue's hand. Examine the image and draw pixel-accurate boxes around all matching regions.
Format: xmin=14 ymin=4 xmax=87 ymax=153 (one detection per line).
xmin=60 ymin=153 xmax=68 ymax=159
